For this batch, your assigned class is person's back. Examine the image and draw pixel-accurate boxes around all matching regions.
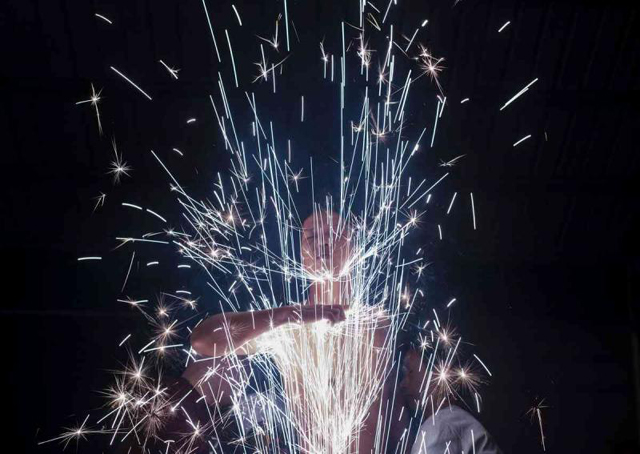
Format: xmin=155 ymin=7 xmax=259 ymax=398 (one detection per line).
xmin=412 ymin=405 xmax=501 ymax=454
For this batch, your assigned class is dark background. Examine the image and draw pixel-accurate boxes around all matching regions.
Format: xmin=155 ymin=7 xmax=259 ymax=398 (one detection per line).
xmin=1 ymin=0 xmax=639 ymax=452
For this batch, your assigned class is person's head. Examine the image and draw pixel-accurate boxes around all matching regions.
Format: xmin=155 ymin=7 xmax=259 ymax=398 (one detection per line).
xmin=300 ymin=208 xmax=352 ymax=280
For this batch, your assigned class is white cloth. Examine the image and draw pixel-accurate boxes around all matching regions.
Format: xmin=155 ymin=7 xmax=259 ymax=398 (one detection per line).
xmin=411 ymin=405 xmax=502 ymax=454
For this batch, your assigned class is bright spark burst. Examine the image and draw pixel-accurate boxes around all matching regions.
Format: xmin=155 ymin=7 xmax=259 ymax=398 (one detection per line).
xmin=76 ymin=83 xmax=103 ymax=134
xmin=108 ymin=140 xmax=132 ymax=184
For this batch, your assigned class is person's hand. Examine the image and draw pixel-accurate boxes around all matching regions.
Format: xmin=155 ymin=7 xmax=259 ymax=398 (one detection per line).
xmin=278 ymin=304 xmax=349 ymax=326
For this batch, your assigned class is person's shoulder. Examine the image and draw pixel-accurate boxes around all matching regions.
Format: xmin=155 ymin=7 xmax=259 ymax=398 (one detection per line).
xmin=417 ymin=405 xmax=501 ymax=454
xmin=423 ymin=405 xmax=486 ymax=438
xmin=444 ymin=406 xmax=502 ymax=454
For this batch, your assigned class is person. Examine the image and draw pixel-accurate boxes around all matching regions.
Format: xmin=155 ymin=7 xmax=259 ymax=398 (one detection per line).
xmin=396 ymin=340 xmax=502 ymax=454
xmin=190 ymin=208 xmax=390 ymax=453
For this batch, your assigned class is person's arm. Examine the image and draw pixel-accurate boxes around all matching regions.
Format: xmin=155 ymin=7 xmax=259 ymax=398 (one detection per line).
xmin=190 ymin=304 xmax=348 ymax=357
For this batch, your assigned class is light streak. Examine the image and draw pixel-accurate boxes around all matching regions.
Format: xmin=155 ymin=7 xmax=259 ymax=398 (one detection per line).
xmin=231 ymin=5 xmax=243 ymax=26
xmin=95 ymin=14 xmax=112 ymax=25
xmin=121 ymin=251 xmax=135 ymax=292
xmin=499 ymin=78 xmax=538 ymax=111
xmin=527 ymin=399 xmax=548 ymax=451
xmin=201 ymin=0 xmax=222 ymax=62
xmin=498 ymin=21 xmax=511 ymax=32
xmin=146 ymin=209 xmax=167 ymax=223
xmin=115 ymin=237 xmax=170 ymax=245
xmin=439 ymin=154 xmax=466 ymax=167
xmin=93 ymin=193 xmax=106 ymax=211
xmin=186 ymin=118 xmax=196 ymax=124
xmin=473 ymin=354 xmax=492 ymax=376
xmin=446 ymin=192 xmax=457 ymax=214
xmin=159 ymin=60 xmax=179 ymax=79
xmin=470 ymin=192 xmax=477 ymax=230
xmin=77 ymin=256 xmax=102 ymax=261
xmin=119 ymin=334 xmax=132 ymax=346
xmin=460 ymin=97 xmax=470 ymax=103
xmin=225 ymin=30 xmax=240 ymax=87
xmin=283 ymin=0 xmax=290 ymax=51
xmin=109 ymin=66 xmax=153 ymax=100
xmin=513 ymin=134 xmax=532 ymax=147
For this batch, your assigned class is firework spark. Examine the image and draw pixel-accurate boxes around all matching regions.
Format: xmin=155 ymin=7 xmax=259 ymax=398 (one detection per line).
xmin=108 ymin=140 xmax=132 ymax=184
xmin=76 ymin=83 xmax=103 ymax=134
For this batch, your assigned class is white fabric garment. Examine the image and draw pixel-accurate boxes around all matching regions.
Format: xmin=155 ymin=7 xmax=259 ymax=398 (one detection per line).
xmin=411 ymin=405 xmax=502 ymax=454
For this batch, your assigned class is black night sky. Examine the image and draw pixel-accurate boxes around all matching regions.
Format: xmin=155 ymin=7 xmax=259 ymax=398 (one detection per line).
xmin=1 ymin=0 xmax=639 ymax=453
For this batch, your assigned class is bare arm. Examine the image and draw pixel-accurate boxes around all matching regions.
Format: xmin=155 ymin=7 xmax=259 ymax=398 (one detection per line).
xmin=190 ymin=304 xmax=348 ymax=357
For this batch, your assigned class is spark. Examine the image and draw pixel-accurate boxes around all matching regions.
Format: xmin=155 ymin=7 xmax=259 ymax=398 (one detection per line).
xmin=38 ymin=414 xmax=93 ymax=447
xmin=146 ymin=209 xmax=167 ymax=223
xmin=77 ymin=257 xmax=102 ymax=261
xmin=231 ymin=5 xmax=243 ymax=26
xmin=225 ymin=30 xmax=240 ymax=87
xmin=115 ymin=237 xmax=169 ymax=245
xmin=283 ymin=0 xmax=290 ymax=51
xmin=473 ymin=354 xmax=492 ymax=377
xmin=76 ymin=84 xmax=103 ymax=134
xmin=446 ymin=192 xmax=457 ymax=214
xmin=460 ymin=97 xmax=470 ymax=103
xmin=439 ymin=154 xmax=466 ymax=167
xmin=446 ymin=298 xmax=457 ymax=308
xmin=417 ymin=45 xmax=445 ymax=95
xmin=95 ymin=14 xmax=112 ymax=25
xmin=498 ymin=21 xmax=511 ymax=32
xmin=122 ymin=203 xmax=142 ymax=210
xmin=119 ymin=334 xmax=131 ymax=346
xmin=121 ymin=251 xmax=135 ymax=292
xmin=527 ymin=399 xmax=548 ymax=451
xmin=201 ymin=0 xmax=222 ymax=62
xmin=159 ymin=60 xmax=180 ymax=79
xmin=513 ymin=134 xmax=532 ymax=147
xmin=146 ymin=261 xmax=159 ymax=266
xmin=172 ymin=148 xmax=184 ymax=156
xmin=93 ymin=192 xmax=106 ymax=212
xmin=470 ymin=192 xmax=477 ymax=230
xmin=108 ymin=141 xmax=132 ymax=184
xmin=499 ymin=78 xmax=539 ymax=111
xmin=257 ymin=16 xmax=280 ymax=50
xmin=186 ymin=118 xmax=197 ymax=124
xmin=110 ymin=66 xmax=153 ymax=100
